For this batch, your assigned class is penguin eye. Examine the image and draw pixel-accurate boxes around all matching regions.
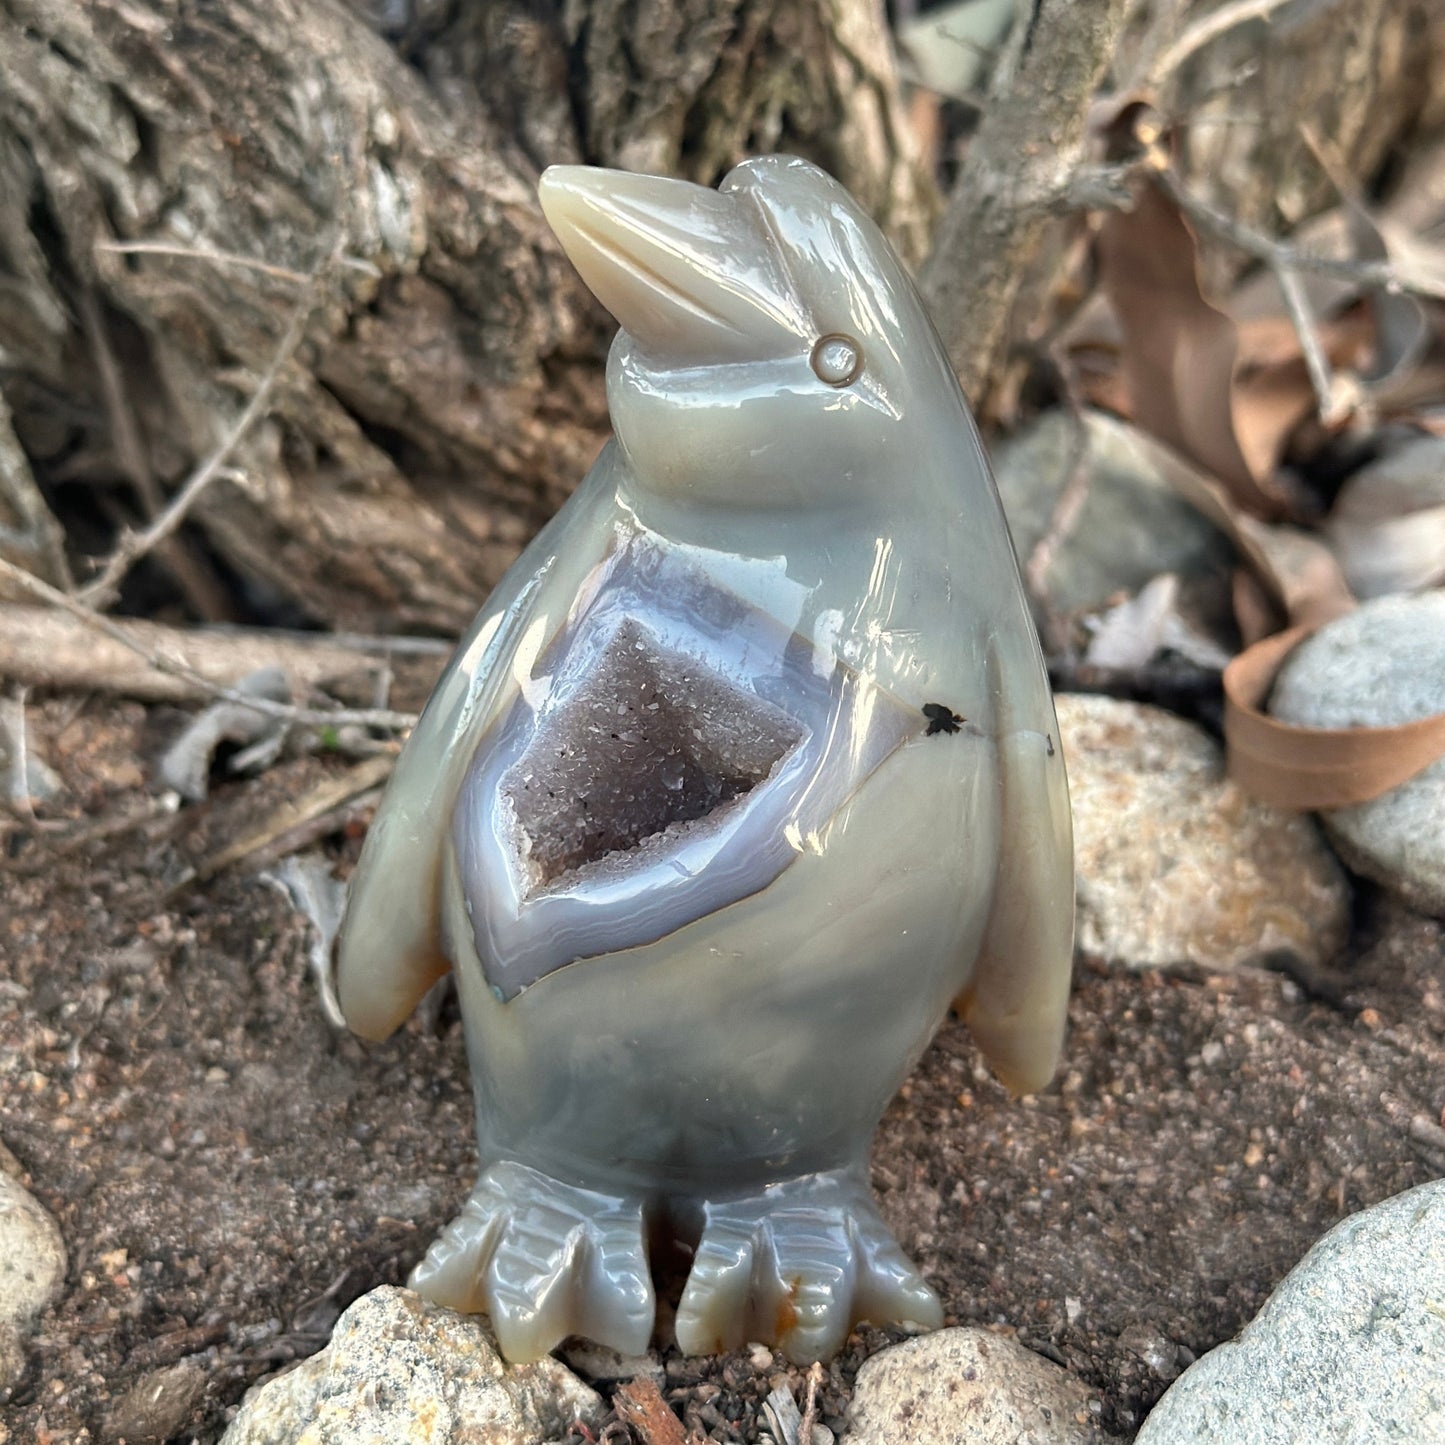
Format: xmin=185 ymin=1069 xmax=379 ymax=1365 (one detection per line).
xmin=810 ymin=334 xmax=863 ymax=386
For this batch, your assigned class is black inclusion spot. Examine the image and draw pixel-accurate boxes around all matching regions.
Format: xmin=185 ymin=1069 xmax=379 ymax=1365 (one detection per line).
xmin=923 ymin=702 xmax=963 ymax=736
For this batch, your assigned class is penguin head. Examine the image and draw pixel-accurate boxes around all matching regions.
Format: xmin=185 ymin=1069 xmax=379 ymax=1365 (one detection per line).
xmin=539 ymin=156 xmax=960 ymax=513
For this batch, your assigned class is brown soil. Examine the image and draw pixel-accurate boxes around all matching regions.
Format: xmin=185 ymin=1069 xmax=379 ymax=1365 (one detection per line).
xmin=1 ymin=697 xmax=1442 ymax=1442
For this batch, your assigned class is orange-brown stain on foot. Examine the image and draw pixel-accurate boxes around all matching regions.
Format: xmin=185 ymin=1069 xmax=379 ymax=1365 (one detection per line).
xmin=775 ymin=1276 xmax=802 ymax=1341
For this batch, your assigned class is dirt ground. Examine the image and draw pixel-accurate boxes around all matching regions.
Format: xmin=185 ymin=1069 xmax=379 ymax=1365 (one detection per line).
xmin=1 ymin=695 xmax=1442 ymax=1443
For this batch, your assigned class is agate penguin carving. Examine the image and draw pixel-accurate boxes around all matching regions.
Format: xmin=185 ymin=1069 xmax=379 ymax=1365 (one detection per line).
xmin=336 ymin=155 xmax=1074 ymax=1365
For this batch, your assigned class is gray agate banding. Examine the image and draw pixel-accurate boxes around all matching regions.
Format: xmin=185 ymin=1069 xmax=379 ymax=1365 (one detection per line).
xmin=452 ymin=532 xmax=920 ymax=998
xmin=336 ymin=154 xmax=1075 ymax=1366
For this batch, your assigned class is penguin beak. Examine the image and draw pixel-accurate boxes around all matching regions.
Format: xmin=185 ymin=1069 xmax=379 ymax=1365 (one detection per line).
xmin=539 ymin=165 xmax=798 ymax=363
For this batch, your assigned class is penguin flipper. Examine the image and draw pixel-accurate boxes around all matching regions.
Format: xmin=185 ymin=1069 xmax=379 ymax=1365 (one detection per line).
xmin=335 ymin=601 xmax=511 ymax=1041
xmin=956 ymin=638 xmax=1074 ymax=1095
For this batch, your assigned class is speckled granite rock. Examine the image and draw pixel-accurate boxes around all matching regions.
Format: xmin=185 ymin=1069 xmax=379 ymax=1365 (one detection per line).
xmin=1136 ymin=1180 xmax=1445 ymax=1443
xmin=1270 ymin=592 xmax=1445 ymax=916
xmin=0 ymin=1149 xmax=66 ymax=1392
xmin=841 ymin=1328 xmax=1104 ymax=1444
xmin=1057 ymin=694 xmax=1349 ymax=970
xmin=219 ymin=1286 xmax=603 ymax=1444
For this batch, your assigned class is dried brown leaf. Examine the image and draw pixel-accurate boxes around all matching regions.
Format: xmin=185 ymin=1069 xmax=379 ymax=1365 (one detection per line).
xmin=1097 ymin=180 xmax=1304 ymax=516
xmin=1223 ymin=626 xmax=1445 ymax=809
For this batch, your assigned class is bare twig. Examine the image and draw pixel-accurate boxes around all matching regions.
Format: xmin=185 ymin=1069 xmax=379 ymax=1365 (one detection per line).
xmin=1142 ymin=0 xmax=1300 ymax=90
xmin=98 ymin=239 xmax=381 ymax=283
xmin=1154 ymin=165 xmax=1445 ymax=300
xmin=1273 ymin=263 xmax=1341 ymax=422
xmin=79 ymin=237 xmax=343 ymax=609
xmin=613 ymin=1378 xmax=692 ymax=1445
xmin=177 ymin=755 xmax=394 ymax=891
xmin=76 ymin=287 xmax=232 ymax=620
xmin=797 ymin=1362 xmax=825 ymax=1445
xmin=1058 ymin=163 xmax=1139 ymax=214
xmin=3 ymin=797 xmax=183 ymax=877
xmin=0 ymin=558 xmax=416 ymax=732
xmin=1 ymin=688 xmax=37 ymax=820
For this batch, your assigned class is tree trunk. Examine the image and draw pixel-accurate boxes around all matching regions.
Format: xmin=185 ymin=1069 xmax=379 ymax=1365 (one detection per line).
xmin=1158 ymin=0 xmax=1445 ymax=238
xmin=0 ymin=0 xmax=932 ymax=634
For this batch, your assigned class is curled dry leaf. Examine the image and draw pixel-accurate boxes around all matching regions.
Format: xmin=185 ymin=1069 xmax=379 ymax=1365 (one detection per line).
xmin=1223 ymin=625 xmax=1445 ymax=810
xmin=262 ymin=854 xmax=350 ymax=1029
xmin=157 ymin=666 xmax=292 ymax=802
xmin=1084 ymin=572 xmax=1232 ymax=672
xmin=1096 ymin=179 xmax=1311 ymax=517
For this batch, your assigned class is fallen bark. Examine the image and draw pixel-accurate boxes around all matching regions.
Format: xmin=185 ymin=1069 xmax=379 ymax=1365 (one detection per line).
xmin=0 ymin=603 xmax=447 ymax=707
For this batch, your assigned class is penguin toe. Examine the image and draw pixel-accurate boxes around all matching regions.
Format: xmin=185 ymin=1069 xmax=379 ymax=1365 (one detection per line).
xmin=764 ymin=1228 xmax=857 ymax=1364
xmin=409 ymin=1160 xmax=654 ymax=1361
xmin=676 ymin=1167 xmax=939 ymax=1362
xmin=851 ymin=1214 xmax=945 ymax=1333
xmin=674 ymin=1217 xmax=758 ymax=1355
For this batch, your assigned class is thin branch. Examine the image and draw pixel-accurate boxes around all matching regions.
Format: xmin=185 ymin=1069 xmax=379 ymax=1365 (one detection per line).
xmin=1273 ymin=263 xmax=1344 ymax=424
xmin=79 ymin=238 xmax=343 ymax=609
xmin=2 ymin=688 xmax=37 ymax=820
xmin=798 ymin=1363 xmax=825 ymax=1445
xmin=921 ymin=0 xmax=1134 ymax=401
xmin=182 ymin=755 xmax=394 ymax=891
xmin=98 ymin=239 xmax=381 ymax=283
xmin=0 ymin=558 xmax=416 ymax=732
xmin=0 ymin=602 xmax=446 ymax=705
xmin=1155 ymin=165 xmax=1445 ymax=300
xmin=76 ymin=287 xmax=232 ymax=620
xmin=1144 ymin=0 xmax=1300 ymax=89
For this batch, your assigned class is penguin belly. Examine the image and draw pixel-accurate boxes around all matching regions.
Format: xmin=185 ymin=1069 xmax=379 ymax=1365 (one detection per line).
xmin=445 ymin=724 xmax=997 ymax=1193
xmin=441 ymin=526 xmax=998 ymax=1189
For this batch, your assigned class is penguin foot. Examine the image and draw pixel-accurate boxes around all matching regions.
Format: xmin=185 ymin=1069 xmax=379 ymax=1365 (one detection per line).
xmin=672 ymin=1168 xmax=943 ymax=1363
xmin=409 ymin=1160 xmax=655 ymax=1361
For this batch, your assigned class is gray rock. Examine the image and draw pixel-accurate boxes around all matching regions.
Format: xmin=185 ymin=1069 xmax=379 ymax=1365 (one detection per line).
xmin=1270 ymin=592 xmax=1445 ymax=916
xmin=1057 ymin=695 xmax=1349 ymax=970
xmin=1327 ymin=435 xmax=1445 ymax=599
xmin=220 ymin=1286 xmax=604 ymax=1445
xmin=994 ymin=411 xmax=1230 ymax=616
xmin=1136 ymin=1180 xmax=1445 ymax=1444
xmin=841 ymin=1328 xmax=1104 ymax=1445
xmin=0 ymin=1158 xmax=67 ymax=1391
